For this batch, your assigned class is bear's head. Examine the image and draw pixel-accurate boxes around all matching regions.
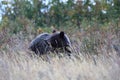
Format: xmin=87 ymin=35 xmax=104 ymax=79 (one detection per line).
xmin=49 ymin=31 xmax=71 ymax=48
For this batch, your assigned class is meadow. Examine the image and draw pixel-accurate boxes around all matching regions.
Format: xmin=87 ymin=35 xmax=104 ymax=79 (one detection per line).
xmin=0 ymin=21 xmax=120 ymax=80
xmin=0 ymin=0 xmax=120 ymax=80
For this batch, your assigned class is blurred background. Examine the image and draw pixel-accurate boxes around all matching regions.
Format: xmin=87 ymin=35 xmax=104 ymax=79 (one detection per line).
xmin=0 ymin=0 xmax=119 ymax=30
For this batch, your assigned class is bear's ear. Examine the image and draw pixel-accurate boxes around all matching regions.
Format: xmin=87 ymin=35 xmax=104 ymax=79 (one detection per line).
xmin=52 ymin=30 xmax=56 ymax=33
xmin=59 ymin=31 xmax=64 ymax=38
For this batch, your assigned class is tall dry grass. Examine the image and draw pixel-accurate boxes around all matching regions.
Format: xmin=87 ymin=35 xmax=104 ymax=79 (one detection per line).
xmin=0 ymin=49 xmax=120 ymax=80
xmin=0 ymin=21 xmax=120 ymax=80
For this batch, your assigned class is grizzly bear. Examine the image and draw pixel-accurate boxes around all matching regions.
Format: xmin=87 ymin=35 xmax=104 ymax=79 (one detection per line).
xmin=29 ymin=31 xmax=71 ymax=55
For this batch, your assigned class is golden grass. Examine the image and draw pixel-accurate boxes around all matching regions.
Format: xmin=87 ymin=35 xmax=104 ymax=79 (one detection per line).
xmin=0 ymin=22 xmax=119 ymax=80
xmin=0 ymin=50 xmax=120 ymax=80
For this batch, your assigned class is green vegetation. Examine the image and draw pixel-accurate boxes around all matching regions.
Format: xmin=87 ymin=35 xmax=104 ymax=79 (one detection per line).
xmin=0 ymin=0 xmax=120 ymax=28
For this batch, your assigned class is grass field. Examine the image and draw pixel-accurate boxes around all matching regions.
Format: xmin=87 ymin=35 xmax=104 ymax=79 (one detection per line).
xmin=0 ymin=24 xmax=120 ymax=80
xmin=0 ymin=50 xmax=120 ymax=80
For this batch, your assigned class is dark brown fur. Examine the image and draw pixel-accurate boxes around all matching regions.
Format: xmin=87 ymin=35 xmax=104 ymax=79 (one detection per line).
xmin=29 ymin=31 xmax=71 ymax=55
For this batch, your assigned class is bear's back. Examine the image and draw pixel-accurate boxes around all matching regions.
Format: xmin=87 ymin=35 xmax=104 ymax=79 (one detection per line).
xmin=29 ymin=33 xmax=51 ymax=54
xmin=30 ymin=33 xmax=50 ymax=46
